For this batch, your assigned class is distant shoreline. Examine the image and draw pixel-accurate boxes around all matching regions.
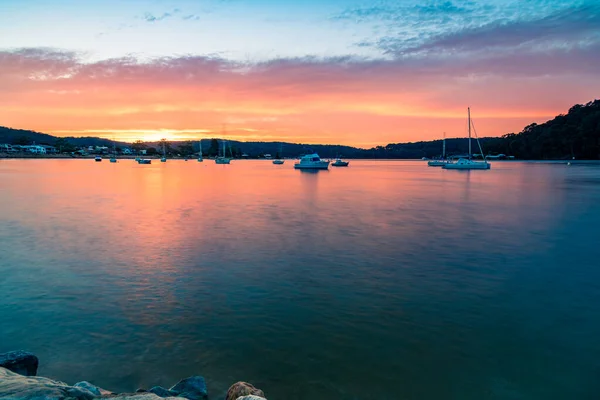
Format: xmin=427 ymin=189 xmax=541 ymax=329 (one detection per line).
xmin=2 ymin=154 xmax=599 ymax=163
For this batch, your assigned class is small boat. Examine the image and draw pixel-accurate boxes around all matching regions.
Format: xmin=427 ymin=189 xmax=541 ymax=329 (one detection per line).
xmin=215 ymin=139 xmax=231 ymax=164
xmin=94 ymin=156 xmax=102 ymax=162
xmin=428 ymin=133 xmax=448 ymax=167
xmin=138 ymin=159 xmax=152 ymax=164
xmin=273 ymin=144 xmax=285 ymax=164
xmin=160 ymin=140 xmax=167 ymax=162
xmin=443 ymin=157 xmax=490 ymax=170
xmin=110 ymin=141 xmax=117 ymax=162
xmin=443 ymin=108 xmax=490 ymax=170
xmin=294 ymin=153 xmax=329 ymax=170
xmin=331 ymin=158 xmax=349 ymax=167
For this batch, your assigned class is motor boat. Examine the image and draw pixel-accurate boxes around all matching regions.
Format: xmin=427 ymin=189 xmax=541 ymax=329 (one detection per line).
xmin=294 ymin=153 xmax=329 ymax=170
xmin=331 ymin=158 xmax=349 ymax=167
xmin=94 ymin=156 xmax=102 ymax=162
xmin=272 ymin=159 xmax=285 ymax=165
xmin=138 ymin=159 xmax=152 ymax=164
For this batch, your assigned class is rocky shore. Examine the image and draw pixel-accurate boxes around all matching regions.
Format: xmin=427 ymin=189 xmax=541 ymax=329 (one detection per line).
xmin=0 ymin=351 xmax=266 ymax=400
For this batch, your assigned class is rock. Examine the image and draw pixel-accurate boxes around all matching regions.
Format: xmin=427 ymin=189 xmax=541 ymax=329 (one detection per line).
xmin=225 ymin=382 xmax=265 ymax=400
xmin=74 ymin=381 xmax=102 ymax=396
xmin=236 ymin=396 xmax=267 ymax=400
xmin=169 ymin=376 xmax=208 ymax=400
xmin=0 ymin=366 xmax=95 ymax=399
xmin=0 ymin=350 xmax=39 ymax=376
xmin=149 ymin=386 xmax=176 ymax=397
xmin=105 ymin=395 xmax=179 ymax=399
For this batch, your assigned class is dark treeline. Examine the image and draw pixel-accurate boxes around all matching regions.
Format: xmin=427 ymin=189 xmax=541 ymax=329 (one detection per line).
xmin=2 ymin=99 xmax=599 ymax=159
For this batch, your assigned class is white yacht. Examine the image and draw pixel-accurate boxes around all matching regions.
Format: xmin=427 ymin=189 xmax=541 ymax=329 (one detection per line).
xmin=331 ymin=157 xmax=349 ymax=167
xmin=273 ymin=144 xmax=285 ymax=164
xmin=215 ymin=139 xmax=231 ymax=164
xmin=160 ymin=140 xmax=167 ymax=162
xmin=197 ymin=140 xmax=203 ymax=162
xmin=294 ymin=153 xmax=330 ymax=170
xmin=443 ymin=108 xmax=491 ymax=170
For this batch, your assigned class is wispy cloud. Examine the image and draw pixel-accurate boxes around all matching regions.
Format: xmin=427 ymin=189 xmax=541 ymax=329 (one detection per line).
xmin=143 ymin=12 xmax=172 ymax=22
xmin=388 ymin=4 xmax=600 ymax=56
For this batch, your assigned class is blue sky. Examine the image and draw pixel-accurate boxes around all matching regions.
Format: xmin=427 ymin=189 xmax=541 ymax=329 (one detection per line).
xmin=0 ymin=0 xmax=598 ymax=145
xmin=1 ymin=0 xmax=594 ymax=62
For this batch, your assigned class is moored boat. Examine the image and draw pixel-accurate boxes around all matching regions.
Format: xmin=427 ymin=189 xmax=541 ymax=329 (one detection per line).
xmin=331 ymin=158 xmax=349 ymax=167
xmin=443 ymin=108 xmax=490 ymax=170
xmin=294 ymin=153 xmax=329 ymax=170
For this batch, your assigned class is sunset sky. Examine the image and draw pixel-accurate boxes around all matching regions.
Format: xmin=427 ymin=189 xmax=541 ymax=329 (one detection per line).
xmin=1 ymin=0 xmax=599 ymax=147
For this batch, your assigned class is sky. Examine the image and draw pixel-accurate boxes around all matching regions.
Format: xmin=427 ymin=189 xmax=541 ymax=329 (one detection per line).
xmin=0 ymin=0 xmax=599 ymax=147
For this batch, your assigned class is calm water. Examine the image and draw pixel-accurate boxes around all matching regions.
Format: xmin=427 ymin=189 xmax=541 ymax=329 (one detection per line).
xmin=1 ymin=159 xmax=600 ymax=399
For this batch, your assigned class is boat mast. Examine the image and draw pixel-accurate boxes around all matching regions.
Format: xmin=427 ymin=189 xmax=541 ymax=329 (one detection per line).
xmin=468 ymin=107 xmax=472 ymax=159
xmin=442 ymin=132 xmax=446 ymax=159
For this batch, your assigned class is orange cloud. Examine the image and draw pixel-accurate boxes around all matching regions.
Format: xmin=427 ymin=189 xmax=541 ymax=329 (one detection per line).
xmin=1 ymin=48 xmax=598 ymax=147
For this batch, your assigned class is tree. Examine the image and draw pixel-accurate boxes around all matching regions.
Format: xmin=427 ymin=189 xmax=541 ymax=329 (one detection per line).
xmin=159 ymin=138 xmax=172 ymax=155
xmin=178 ymin=141 xmax=194 ymax=156
xmin=54 ymin=137 xmax=75 ymax=153
xmin=15 ymin=136 xmax=31 ymax=145
xmin=146 ymin=147 xmax=158 ymax=156
xmin=132 ymin=140 xmax=147 ymax=154
xmin=209 ymin=139 xmax=220 ymax=157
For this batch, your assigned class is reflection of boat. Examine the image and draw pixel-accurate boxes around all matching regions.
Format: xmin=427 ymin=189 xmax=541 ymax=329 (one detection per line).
xmin=138 ymin=159 xmax=152 ymax=164
xmin=94 ymin=156 xmax=102 ymax=162
xmin=294 ymin=153 xmax=329 ymax=170
xmin=215 ymin=139 xmax=231 ymax=164
xmin=197 ymin=140 xmax=203 ymax=162
xmin=331 ymin=158 xmax=349 ymax=167
xmin=428 ymin=133 xmax=447 ymax=167
xmin=443 ymin=108 xmax=490 ymax=170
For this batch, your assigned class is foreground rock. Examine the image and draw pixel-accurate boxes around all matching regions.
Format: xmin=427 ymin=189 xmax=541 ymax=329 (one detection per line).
xmin=169 ymin=376 xmax=208 ymax=400
xmin=0 ymin=351 xmax=39 ymax=376
xmin=149 ymin=385 xmax=177 ymax=397
xmin=0 ymin=367 xmax=94 ymax=399
xmin=225 ymin=382 xmax=265 ymax=400
xmin=236 ymin=396 xmax=267 ymax=400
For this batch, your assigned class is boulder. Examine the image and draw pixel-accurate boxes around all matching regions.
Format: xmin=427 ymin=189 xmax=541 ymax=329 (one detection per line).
xmin=236 ymin=396 xmax=267 ymax=400
xmin=225 ymin=382 xmax=265 ymax=400
xmin=149 ymin=386 xmax=176 ymax=397
xmin=0 ymin=350 xmax=39 ymax=376
xmin=74 ymin=381 xmax=103 ymax=396
xmin=105 ymin=395 xmax=179 ymax=399
xmin=169 ymin=376 xmax=208 ymax=400
xmin=0 ymin=366 xmax=95 ymax=399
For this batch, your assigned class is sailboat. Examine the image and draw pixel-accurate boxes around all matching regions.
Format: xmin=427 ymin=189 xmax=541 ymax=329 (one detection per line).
xmin=443 ymin=108 xmax=491 ymax=170
xmin=428 ymin=133 xmax=447 ymax=166
xmin=160 ymin=140 xmax=167 ymax=162
xmin=215 ymin=140 xmax=231 ymax=164
xmin=197 ymin=140 xmax=203 ymax=162
xmin=110 ymin=141 xmax=117 ymax=163
xmin=273 ymin=143 xmax=284 ymax=165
